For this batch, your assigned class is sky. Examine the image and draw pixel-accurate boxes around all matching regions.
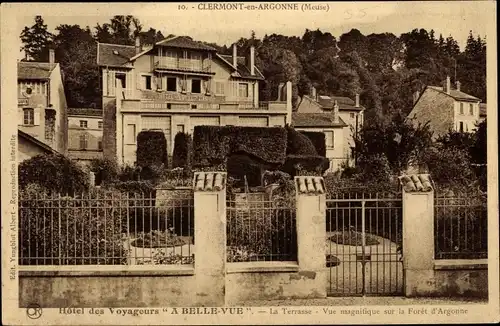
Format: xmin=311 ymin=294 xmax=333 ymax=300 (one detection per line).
xmin=11 ymin=1 xmax=492 ymax=60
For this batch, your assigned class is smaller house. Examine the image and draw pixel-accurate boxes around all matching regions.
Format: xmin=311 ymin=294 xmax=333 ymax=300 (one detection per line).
xmin=18 ymin=129 xmax=58 ymax=162
xmin=17 ymin=49 xmax=68 ymax=154
xmin=67 ymin=108 xmax=104 ymax=166
xmin=295 ymin=87 xmax=365 ymax=172
xmin=407 ymin=76 xmax=482 ymax=139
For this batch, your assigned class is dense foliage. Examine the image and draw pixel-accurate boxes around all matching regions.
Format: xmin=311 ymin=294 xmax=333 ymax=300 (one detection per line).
xmin=19 ymin=153 xmax=89 ymax=194
xmin=172 ymin=132 xmax=193 ymax=169
xmin=136 ymin=130 xmax=168 ymax=168
xmin=300 ymin=131 xmax=327 ymax=157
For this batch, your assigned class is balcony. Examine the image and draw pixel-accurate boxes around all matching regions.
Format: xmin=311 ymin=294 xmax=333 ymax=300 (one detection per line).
xmin=154 ymin=56 xmax=213 ymax=75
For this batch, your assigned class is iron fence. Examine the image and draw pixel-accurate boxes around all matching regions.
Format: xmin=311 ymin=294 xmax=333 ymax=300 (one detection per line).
xmin=19 ymin=191 xmax=194 ymax=266
xmin=226 ymin=198 xmax=297 ymax=262
xmin=434 ymin=192 xmax=487 ymax=259
xmin=326 ymin=192 xmax=403 ymax=296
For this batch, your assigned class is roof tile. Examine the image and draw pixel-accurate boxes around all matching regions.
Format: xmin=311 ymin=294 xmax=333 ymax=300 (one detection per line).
xmin=157 ymin=36 xmax=218 ymax=51
xmin=315 ymin=95 xmax=364 ymax=111
xmin=292 ymin=112 xmax=348 ymax=128
xmin=399 ymin=174 xmax=433 ymax=193
xmin=18 ymin=62 xmax=56 ymax=79
xmin=428 ymin=86 xmax=480 ymax=102
xmin=97 ymin=43 xmax=136 ymax=67
xmin=193 ymin=172 xmax=227 ymax=192
xmin=219 ymin=54 xmax=265 ymax=79
xmin=295 ymin=176 xmax=325 ymax=195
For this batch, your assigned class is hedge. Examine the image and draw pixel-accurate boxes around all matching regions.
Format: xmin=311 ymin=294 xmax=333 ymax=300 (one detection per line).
xmin=19 ymin=153 xmax=89 ymax=195
xmin=172 ymin=132 xmax=193 ymax=168
xmin=280 ymin=154 xmax=330 ymax=176
xmin=136 ymin=130 xmax=168 ymax=168
xmin=286 ymin=126 xmax=318 ymax=156
xmin=300 ymin=131 xmax=326 ymax=157
xmin=227 ymin=154 xmax=265 ymax=187
xmin=192 ymin=126 xmax=287 ymax=168
xmin=89 ymin=158 xmax=119 ymax=185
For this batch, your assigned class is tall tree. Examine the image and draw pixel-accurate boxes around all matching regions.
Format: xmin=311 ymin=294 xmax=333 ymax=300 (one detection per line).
xmin=20 ymin=16 xmax=54 ymax=61
xmin=94 ymin=15 xmax=142 ymax=45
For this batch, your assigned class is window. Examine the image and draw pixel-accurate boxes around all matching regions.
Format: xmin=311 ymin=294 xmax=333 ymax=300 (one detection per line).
xmin=23 ymin=108 xmax=34 ymax=125
xmin=191 ymin=104 xmax=197 ymax=109
xmin=191 ymin=79 xmax=201 ymax=93
xmin=125 ymin=124 xmax=136 ymax=144
xmin=79 ymin=134 xmax=88 ymax=150
xmin=142 ymin=75 xmax=152 ymax=90
xmin=98 ymin=121 xmax=103 ymax=129
xmin=350 ymin=113 xmax=355 ymax=119
xmin=177 ymin=124 xmax=185 ymax=133
xmin=167 ymin=77 xmax=177 ymax=92
xmin=115 ymin=73 xmax=126 ymax=88
xmin=239 ymin=83 xmax=249 ymax=98
xmin=459 ymin=121 xmax=464 ymax=133
xmin=459 ymin=102 xmax=464 ymax=115
xmin=98 ymin=139 xmax=103 ymax=150
xmin=324 ymin=131 xmax=334 ymax=149
xmin=215 ymin=82 xmax=225 ymax=95
xmin=167 ymin=103 xmax=172 ymax=110
xmin=80 ymin=120 xmax=88 ymax=128
xmin=469 ymin=103 xmax=474 ymax=115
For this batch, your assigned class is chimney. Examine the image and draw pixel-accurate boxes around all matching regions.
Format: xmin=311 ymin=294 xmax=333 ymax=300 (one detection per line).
xmin=49 ymin=49 xmax=55 ymax=64
xmin=332 ymin=100 xmax=340 ymax=123
xmin=355 ymin=93 xmax=360 ymax=108
xmin=446 ymin=76 xmax=451 ymax=94
xmin=456 ymin=80 xmax=461 ymax=92
xmin=311 ymin=86 xmax=317 ymax=100
xmin=249 ymin=46 xmax=255 ymax=75
xmin=413 ymin=90 xmax=420 ymax=105
xmin=135 ymin=36 xmax=141 ymax=54
xmin=232 ymin=44 xmax=237 ymax=68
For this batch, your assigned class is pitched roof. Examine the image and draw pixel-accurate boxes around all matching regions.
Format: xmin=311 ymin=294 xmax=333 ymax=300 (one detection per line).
xmin=97 ymin=43 xmax=136 ymax=67
xmin=480 ymin=103 xmax=487 ymax=117
xmin=68 ymin=108 xmax=103 ymax=117
xmin=156 ymin=36 xmax=218 ymax=51
xmin=18 ymin=62 xmax=56 ymax=79
xmin=306 ymin=95 xmax=364 ymax=111
xmin=18 ymin=130 xmax=58 ymax=154
xmin=427 ymin=86 xmax=480 ymax=102
xmin=292 ymin=112 xmax=348 ymax=128
xmin=218 ymin=54 xmax=265 ymax=80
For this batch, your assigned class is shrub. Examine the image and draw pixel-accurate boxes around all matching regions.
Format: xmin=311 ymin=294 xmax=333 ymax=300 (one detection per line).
xmin=192 ymin=125 xmax=288 ymax=168
xmin=89 ymin=158 xmax=119 ymax=185
xmin=118 ymin=164 xmax=141 ymax=182
xmin=136 ymin=131 xmax=168 ymax=168
xmin=19 ymin=153 xmax=89 ymax=195
xmin=421 ymin=147 xmax=475 ymax=188
xmin=300 ymin=131 xmax=326 ymax=157
xmin=172 ymin=132 xmax=193 ymax=168
xmin=286 ymin=126 xmax=317 ymax=156
xmin=139 ymin=163 xmax=165 ymax=181
xmin=159 ymin=168 xmax=193 ymax=188
xmin=357 ymin=153 xmax=392 ymax=183
xmin=106 ymin=180 xmax=156 ymax=196
xmin=280 ymin=154 xmax=329 ymax=176
xmin=19 ymin=185 xmax=128 ymax=265
xmin=227 ymin=154 xmax=265 ymax=187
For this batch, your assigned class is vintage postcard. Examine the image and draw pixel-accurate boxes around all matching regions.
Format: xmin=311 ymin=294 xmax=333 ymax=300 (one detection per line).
xmin=1 ymin=1 xmax=499 ymax=325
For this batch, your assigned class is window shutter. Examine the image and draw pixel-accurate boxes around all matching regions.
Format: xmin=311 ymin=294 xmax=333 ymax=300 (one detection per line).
xmin=33 ymin=107 xmax=41 ymax=125
xmin=108 ymin=71 xmax=115 ymax=96
xmin=102 ymin=70 xmax=108 ymax=95
xmin=18 ymin=109 xmax=24 ymax=125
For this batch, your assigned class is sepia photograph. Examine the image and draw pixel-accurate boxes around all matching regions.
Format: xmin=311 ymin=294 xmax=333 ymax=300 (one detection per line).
xmin=1 ymin=1 xmax=498 ymax=325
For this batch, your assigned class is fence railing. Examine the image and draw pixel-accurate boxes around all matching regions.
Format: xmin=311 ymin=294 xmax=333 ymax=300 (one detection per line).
xmin=226 ymin=199 xmax=297 ymax=262
xmin=434 ymin=193 xmax=487 ymax=259
xmin=19 ymin=191 xmax=194 ymax=266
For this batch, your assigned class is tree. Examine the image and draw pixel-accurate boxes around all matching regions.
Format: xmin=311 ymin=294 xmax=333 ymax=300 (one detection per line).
xmin=20 ymin=16 xmax=54 ymax=61
xmin=138 ymin=27 xmax=165 ymax=45
xmin=94 ymin=15 xmax=142 ymax=45
xmin=53 ymin=24 xmax=100 ymax=107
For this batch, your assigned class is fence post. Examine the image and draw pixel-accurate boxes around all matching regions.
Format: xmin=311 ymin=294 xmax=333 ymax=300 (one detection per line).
xmin=400 ymin=174 xmax=435 ymax=297
xmin=295 ymin=176 xmax=327 ymax=298
xmin=193 ymin=171 xmax=227 ymax=306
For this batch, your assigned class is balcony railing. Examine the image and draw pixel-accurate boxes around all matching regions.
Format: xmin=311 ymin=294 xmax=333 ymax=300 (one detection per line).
xmin=154 ymin=56 xmax=211 ymax=73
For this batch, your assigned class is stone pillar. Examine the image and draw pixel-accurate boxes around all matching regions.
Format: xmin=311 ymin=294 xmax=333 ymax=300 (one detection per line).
xmin=193 ymin=172 xmax=227 ymax=306
xmin=400 ymin=174 xmax=435 ymax=297
xmin=295 ymin=176 xmax=327 ymax=298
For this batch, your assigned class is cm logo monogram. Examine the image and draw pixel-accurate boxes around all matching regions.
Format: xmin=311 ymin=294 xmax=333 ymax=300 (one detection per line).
xmin=26 ymin=303 xmax=43 ymax=319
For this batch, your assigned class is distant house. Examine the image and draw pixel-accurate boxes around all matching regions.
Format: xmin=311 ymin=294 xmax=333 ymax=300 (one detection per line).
xmin=294 ymin=87 xmax=365 ymax=172
xmin=17 ymin=49 xmax=68 ymax=154
xmin=407 ymin=76 xmax=482 ymax=139
xmin=18 ymin=129 xmax=58 ymax=162
xmin=67 ymin=108 xmax=104 ymax=166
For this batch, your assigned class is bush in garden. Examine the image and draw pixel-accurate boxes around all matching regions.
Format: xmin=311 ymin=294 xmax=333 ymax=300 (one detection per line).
xmin=136 ymin=130 xmax=168 ymax=168
xmin=227 ymin=153 xmax=265 ymax=188
xmin=300 ymin=131 xmax=327 ymax=157
xmin=357 ymin=153 xmax=392 ymax=183
xmin=19 ymin=153 xmax=90 ymax=195
xmin=19 ymin=184 xmax=128 ymax=265
xmin=118 ymin=164 xmax=141 ymax=182
xmin=279 ymin=154 xmax=330 ymax=177
xmin=89 ymin=157 xmax=119 ymax=185
xmin=172 ymin=132 xmax=193 ymax=169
